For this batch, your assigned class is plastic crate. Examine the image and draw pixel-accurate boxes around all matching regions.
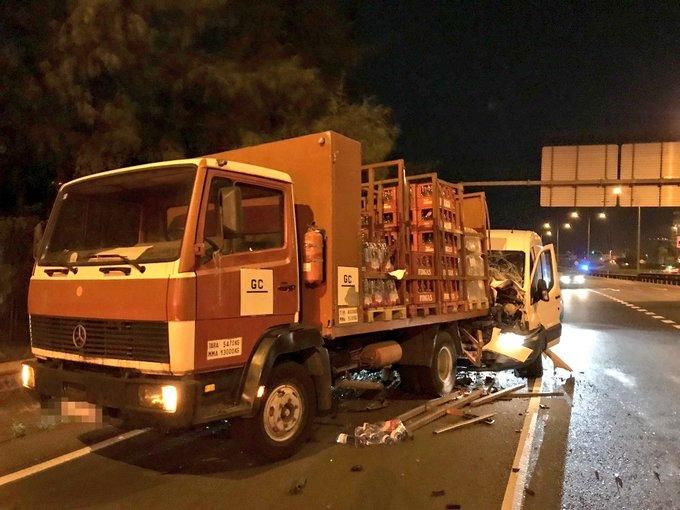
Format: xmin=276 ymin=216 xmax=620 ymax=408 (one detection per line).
xmin=441 ymin=280 xmax=460 ymax=302
xmin=441 ymin=255 xmax=459 ymax=277
xmin=408 ymin=279 xmax=437 ymax=305
xmin=411 ymin=252 xmax=436 ymax=277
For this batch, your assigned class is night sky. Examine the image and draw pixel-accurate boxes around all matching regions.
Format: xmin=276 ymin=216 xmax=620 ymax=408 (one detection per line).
xmin=349 ymin=2 xmax=680 ymax=255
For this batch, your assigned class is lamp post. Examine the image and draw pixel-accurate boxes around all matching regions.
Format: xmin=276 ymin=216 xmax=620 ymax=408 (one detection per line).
xmin=586 ymin=211 xmax=607 ymax=258
xmin=556 ymin=222 xmax=571 ymax=258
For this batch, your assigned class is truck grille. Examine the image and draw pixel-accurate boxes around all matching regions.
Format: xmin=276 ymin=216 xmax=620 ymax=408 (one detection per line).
xmin=30 ymin=315 xmax=170 ymax=363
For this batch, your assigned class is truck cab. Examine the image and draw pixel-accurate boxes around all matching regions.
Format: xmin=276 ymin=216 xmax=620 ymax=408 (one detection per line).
xmin=486 ymin=229 xmax=562 ymax=376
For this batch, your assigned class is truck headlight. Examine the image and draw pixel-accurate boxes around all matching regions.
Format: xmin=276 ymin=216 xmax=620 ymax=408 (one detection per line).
xmin=560 ymin=275 xmax=572 ymax=284
xmin=21 ymin=364 xmax=35 ymax=389
xmin=138 ymin=384 xmax=178 ymax=413
xmin=574 ymin=274 xmax=585 ymax=284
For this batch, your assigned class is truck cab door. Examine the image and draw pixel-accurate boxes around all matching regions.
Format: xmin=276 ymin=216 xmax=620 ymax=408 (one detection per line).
xmin=193 ymin=169 xmax=299 ymax=372
xmin=528 ymin=244 xmax=562 ymax=347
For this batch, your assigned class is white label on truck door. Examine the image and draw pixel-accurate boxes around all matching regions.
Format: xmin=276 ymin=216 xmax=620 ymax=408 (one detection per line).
xmin=337 ymin=266 xmax=359 ymax=306
xmin=338 ymin=307 xmax=358 ymax=324
xmin=240 ymin=268 xmax=273 ymax=316
xmin=207 ymin=337 xmax=242 ymax=360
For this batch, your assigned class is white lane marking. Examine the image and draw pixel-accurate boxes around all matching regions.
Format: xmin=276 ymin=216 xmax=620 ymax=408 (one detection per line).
xmin=591 ymin=290 xmax=679 ymax=331
xmin=502 ymin=377 xmax=542 ymax=510
xmin=0 ymin=428 xmax=150 ymax=487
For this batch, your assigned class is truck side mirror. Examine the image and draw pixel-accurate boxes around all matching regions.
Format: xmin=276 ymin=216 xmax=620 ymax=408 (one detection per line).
xmin=219 ymin=187 xmax=243 ymax=240
xmin=535 ymin=278 xmax=550 ymax=302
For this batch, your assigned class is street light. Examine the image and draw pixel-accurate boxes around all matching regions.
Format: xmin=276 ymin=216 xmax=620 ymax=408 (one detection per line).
xmin=545 ymin=230 xmax=553 ymax=237
xmin=542 ymin=222 xmax=551 ymax=230
xmin=612 ymin=186 xmax=622 ymax=195
xmin=586 ymin=210 xmax=608 ymax=256
xmin=563 ymin=222 xmax=572 ymax=229
xmin=569 ymin=211 xmax=579 ymax=219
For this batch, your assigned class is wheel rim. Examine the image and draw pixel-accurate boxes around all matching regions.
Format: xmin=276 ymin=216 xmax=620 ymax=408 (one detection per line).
xmin=262 ymin=383 xmax=304 ymax=442
xmin=436 ymin=345 xmax=453 ymax=383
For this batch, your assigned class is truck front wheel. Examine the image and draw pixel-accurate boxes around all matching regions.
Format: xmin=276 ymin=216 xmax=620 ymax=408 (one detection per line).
xmin=235 ymin=361 xmax=316 ymax=461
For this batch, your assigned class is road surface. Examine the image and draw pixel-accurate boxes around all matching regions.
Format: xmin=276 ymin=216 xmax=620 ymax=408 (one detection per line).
xmin=0 ymin=277 xmax=677 ymax=509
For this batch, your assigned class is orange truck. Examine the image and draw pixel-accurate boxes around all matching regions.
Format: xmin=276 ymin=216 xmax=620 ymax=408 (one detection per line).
xmin=22 ymin=131 xmax=549 ymax=459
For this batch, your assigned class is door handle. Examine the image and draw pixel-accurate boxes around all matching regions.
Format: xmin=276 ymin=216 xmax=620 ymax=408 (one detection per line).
xmin=277 ymin=282 xmax=296 ymax=291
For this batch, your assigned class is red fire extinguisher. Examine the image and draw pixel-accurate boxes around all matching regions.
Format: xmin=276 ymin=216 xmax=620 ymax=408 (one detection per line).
xmin=303 ymin=223 xmax=325 ymax=287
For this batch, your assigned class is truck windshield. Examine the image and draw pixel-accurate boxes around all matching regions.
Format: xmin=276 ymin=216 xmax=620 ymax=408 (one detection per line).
xmin=488 ymin=250 xmax=526 ymax=286
xmin=38 ymin=165 xmax=197 ymax=267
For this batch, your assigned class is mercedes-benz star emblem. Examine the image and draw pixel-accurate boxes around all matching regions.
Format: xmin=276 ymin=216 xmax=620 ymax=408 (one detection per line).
xmin=72 ymin=324 xmax=87 ymax=349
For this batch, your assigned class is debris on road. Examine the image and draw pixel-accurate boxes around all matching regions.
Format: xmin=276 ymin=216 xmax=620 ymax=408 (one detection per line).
xmin=614 ymin=474 xmax=623 ymax=490
xmin=595 ymin=470 xmax=600 ymax=480
xmin=352 ymin=419 xmax=409 ymax=446
xmin=539 ymin=404 xmax=550 ymax=410
xmin=545 ymin=348 xmax=573 ymax=372
xmin=11 ymin=421 xmax=26 ymax=438
xmin=653 ymin=471 xmax=661 ymax=483
xmin=350 ymin=464 xmax=363 ymax=472
xmin=510 ymin=391 xmax=564 ymax=398
xmin=524 ymin=487 xmax=535 ymax=496
xmin=289 ymin=478 xmax=307 ymax=495
xmin=431 ymin=489 xmax=446 ymax=497
xmin=445 ymin=503 xmax=461 ymax=509
xmin=337 ymin=381 xmax=531 ymax=446
xmin=470 ymin=383 xmax=525 ymax=407
xmin=433 ymin=413 xmax=497 ymax=435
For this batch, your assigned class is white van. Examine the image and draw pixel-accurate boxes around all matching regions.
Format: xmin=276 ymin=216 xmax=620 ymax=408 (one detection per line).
xmin=486 ymin=230 xmax=562 ymax=377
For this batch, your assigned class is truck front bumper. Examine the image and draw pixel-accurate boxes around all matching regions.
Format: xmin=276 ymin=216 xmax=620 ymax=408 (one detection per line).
xmin=24 ymin=359 xmax=245 ymax=429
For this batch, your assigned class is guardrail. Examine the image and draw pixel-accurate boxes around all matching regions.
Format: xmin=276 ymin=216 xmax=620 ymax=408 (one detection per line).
xmin=591 ymin=271 xmax=680 ymax=286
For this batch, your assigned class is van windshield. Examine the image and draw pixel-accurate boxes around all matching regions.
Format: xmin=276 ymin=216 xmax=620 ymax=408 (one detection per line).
xmin=39 ymin=165 xmax=197 ymax=267
xmin=488 ymin=250 xmax=526 ymax=286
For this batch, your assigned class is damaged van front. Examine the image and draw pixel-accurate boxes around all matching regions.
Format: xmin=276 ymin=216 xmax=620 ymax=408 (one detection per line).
xmin=483 ymin=230 xmax=562 ymax=377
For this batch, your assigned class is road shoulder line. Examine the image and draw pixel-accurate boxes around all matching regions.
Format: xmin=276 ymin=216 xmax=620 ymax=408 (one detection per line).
xmin=0 ymin=428 xmax=149 ymax=487
xmin=501 ymin=377 xmax=542 ymax=510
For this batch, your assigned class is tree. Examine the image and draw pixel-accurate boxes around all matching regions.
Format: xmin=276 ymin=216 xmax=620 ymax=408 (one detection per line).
xmin=32 ymin=0 xmax=397 ymax=186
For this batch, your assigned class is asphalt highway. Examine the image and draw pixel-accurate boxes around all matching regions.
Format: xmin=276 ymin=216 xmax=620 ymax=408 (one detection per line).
xmin=0 ymin=277 xmax=677 ymax=509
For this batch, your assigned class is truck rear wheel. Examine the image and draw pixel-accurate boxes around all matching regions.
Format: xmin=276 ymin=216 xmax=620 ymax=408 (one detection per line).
xmin=234 ymin=361 xmax=316 ymax=461
xmin=417 ymin=331 xmax=457 ymax=396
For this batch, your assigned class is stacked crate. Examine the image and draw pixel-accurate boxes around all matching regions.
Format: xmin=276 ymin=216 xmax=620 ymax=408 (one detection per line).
xmin=360 ymin=164 xmax=490 ymax=320
xmin=407 ymin=174 xmax=466 ymax=315
xmin=360 ymin=161 xmax=408 ymax=322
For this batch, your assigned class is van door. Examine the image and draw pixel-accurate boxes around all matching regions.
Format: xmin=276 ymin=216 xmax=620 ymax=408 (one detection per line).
xmin=193 ymin=169 xmax=299 ymax=372
xmin=528 ymin=244 xmax=562 ymax=347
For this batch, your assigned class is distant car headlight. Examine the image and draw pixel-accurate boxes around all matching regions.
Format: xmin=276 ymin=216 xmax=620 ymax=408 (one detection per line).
xmin=560 ymin=275 xmax=572 ymax=284
xmin=574 ymin=274 xmax=585 ymax=284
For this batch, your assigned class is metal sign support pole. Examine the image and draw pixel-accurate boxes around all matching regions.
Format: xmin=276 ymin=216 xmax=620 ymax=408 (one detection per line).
xmin=636 ymin=206 xmax=641 ymax=273
xmin=587 ymin=213 xmax=591 ymax=258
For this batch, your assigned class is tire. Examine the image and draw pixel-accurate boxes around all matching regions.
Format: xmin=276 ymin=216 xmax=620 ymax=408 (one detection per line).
xmin=515 ymin=352 xmax=543 ymax=378
xmin=233 ymin=361 xmax=316 ymax=461
xmin=416 ymin=331 xmax=457 ymax=396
